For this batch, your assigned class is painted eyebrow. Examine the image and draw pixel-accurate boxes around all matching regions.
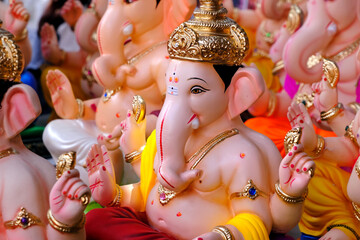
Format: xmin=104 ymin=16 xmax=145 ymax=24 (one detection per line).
xmin=187 ymin=77 xmax=207 ymax=83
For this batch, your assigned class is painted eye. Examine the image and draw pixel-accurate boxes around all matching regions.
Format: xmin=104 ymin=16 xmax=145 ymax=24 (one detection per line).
xmin=190 ymin=85 xmax=209 ymax=94
xmin=124 ymin=0 xmax=136 ymax=3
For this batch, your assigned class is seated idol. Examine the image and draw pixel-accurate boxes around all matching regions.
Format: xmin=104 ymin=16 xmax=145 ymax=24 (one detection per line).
xmin=0 ymin=25 xmax=90 ymax=240
xmin=84 ymin=1 xmax=314 ymax=239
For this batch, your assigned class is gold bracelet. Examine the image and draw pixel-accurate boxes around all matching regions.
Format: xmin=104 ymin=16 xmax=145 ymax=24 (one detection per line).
xmin=125 ymin=145 xmax=145 ymax=164
xmin=354 ymin=158 xmax=360 ymax=179
xmin=76 ymin=99 xmax=84 ymax=119
xmin=13 ymin=28 xmax=28 ymax=42
xmin=212 ymin=225 xmax=234 ymax=240
xmin=265 ymin=90 xmax=277 ymax=117
xmin=352 ymin=202 xmax=360 ymax=222
xmin=107 ymin=184 xmax=122 ymax=207
xmin=4 ymin=207 xmax=42 ymax=229
xmin=309 ymin=135 xmax=325 ymax=158
xmin=344 ymin=120 xmax=359 ymax=147
xmin=275 ymin=182 xmax=308 ymax=204
xmin=320 ymin=103 xmax=344 ymax=121
xmin=272 ymin=60 xmax=285 ymax=75
xmin=47 ymin=209 xmax=85 ymax=233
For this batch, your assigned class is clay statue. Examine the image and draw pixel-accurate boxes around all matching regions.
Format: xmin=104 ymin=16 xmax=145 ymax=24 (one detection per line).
xmin=0 ymin=26 xmax=90 ymax=240
xmin=84 ymin=1 xmax=314 ymax=239
xmin=42 ymin=0 xmax=197 ymax=185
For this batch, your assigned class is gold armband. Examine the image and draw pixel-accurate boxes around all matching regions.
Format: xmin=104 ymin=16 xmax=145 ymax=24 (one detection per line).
xmin=47 ymin=209 xmax=85 ymax=233
xmin=272 ymin=60 xmax=284 ymax=75
xmin=107 ymin=184 xmax=122 ymax=207
xmin=4 ymin=207 xmax=42 ymax=229
xmin=76 ymin=98 xmax=84 ymax=119
xmin=212 ymin=225 xmax=234 ymax=240
xmin=286 ymin=4 xmax=304 ymax=35
xmin=230 ymin=179 xmax=267 ymax=200
xmin=125 ymin=145 xmax=145 ymax=164
xmin=266 ymin=90 xmax=277 ymax=117
xmin=275 ymin=182 xmax=308 ymax=204
xmin=308 ymin=135 xmax=325 ymax=158
xmin=13 ymin=28 xmax=28 ymax=42
xmin=344 ymin=120 xmax=359 ymax=147
xmin=320 ymin=103 xmax=344 ymax=121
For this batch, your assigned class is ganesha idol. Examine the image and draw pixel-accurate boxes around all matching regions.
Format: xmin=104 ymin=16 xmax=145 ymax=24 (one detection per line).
xmin=0 ymin=26 xmax=90 ymax=240
xmin=84 ymin=1 xmax=314 ymax=239
xmin=43 ymin=0 xmax=197 ymax=184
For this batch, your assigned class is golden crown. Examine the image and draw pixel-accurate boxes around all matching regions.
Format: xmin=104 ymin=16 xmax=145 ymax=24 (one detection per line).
xmin=167 ymin=0 xmax=249 ymax=66
xmin=0 ymin=21 xmax=23 ymax=81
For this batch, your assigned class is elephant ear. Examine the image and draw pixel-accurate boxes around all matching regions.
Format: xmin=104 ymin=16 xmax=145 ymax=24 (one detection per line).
xmin=227 ymin=67 xmax=265 ymax=119
xmin=163 ymin=0 xmax=197 ymax=36
xmin=3 ymin=84 xmax=41 ymax=138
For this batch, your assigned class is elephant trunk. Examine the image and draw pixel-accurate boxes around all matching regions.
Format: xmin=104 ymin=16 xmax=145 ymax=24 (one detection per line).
xmin=156 ymin=100 xmax=200 ymax=192
xmin=283 ymin=0 xmax=336 ymax=84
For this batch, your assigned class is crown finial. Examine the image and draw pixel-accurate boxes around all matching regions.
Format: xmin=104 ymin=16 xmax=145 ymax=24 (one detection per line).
xmin=0 ymin=24 xmax=23 ymax=82
xmin=167 ymin=0 xmax=249 ymax=66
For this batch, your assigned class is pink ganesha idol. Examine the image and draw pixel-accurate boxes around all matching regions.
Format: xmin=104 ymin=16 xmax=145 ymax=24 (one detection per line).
xmin=84 ymin=1 xmax=314 ymax=239
xmin=0 ymin=26 xmax=90 ymax=240
xmin=42 ymin=0 xmax=197 ymax=185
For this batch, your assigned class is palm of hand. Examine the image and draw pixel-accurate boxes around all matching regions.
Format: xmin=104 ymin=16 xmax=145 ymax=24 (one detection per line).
xmin=87 ymin=144 xmax=117 ymax=207
xmin=279 ymin=144 xmax=314 ymax=197
xmin=312 ymin=77 xmax=338 ymax=112
xmin=40 ymin=23 xmax=61 ymax=63
xmin=4 ymin=2 xmax=28 ymax=36
xmin=61 ymin=0 xmax=83 ymax=27
xmin=49 ymin=169 xmax=90 ymax=225
xmin=287 ymin=102 xmax=317 ymax=153
xmin=46 ymin=69 xmax=78 ymax=118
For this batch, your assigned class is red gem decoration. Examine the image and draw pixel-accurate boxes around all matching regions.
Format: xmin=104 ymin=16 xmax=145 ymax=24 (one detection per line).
xmin=176 ymin=212 xmax=182 ymax=217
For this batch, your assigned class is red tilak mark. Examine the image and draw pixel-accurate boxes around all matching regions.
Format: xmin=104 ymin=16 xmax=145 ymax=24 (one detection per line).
xmin=290 ymin=178 xmax=296 ymax=187
xmin=116 ymin=112 xmax=121 ymax=118
xmin=169 ymin=77 xmax=172 ymax=82
xmin=289 ymin=152 xmax=293 ymax=156
xmin=174 ymin=77 xmax=179 ymax=83
xmin=187 ymin=114 xmax=197 ymax=124
xmin=176 ymin=212 xmax=182 ymax=217
xmin=240 ymin=153 xmax=245 ymax=159
xmin=165 ymin=56 xmax=169 ymax=59
xmin=151 ymin=200 xmax=154 ymax=205
xmin=91 ymin=104 xmax=97 ymax=112
xmin=159 ymin=107 xmax=175 ymax=188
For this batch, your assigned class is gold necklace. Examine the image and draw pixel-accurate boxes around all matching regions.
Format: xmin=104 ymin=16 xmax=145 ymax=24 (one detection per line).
xmin=0 ymin=148 xmax=17 ymax=159
xmin=307 ymin=37 xmax=360 ymax=68
xmin=127 ymin=40 xmax=167 ymax=65
xmin=158 ymin=128 xmax=239 ymax=205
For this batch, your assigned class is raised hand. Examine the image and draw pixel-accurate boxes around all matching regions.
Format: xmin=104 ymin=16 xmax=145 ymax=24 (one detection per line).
xmin=279 ymin=144 xmax=315 ymax=197
xmin=119 ymin=110 xmax=147 ymax=154
xmin=86 ymin=144 xmax=117 ymax=207
xmin=46 ymin=69 xmax=78 ymax=119
xmin=4 ymin=0 xmax=29 ymax=36
xmin=287 ymin=102 xmax=318 ymax=154
xmin=312 ymin=74 xmax=338 ymax=113
xmin=49 ymin=169 xmax=90 ymax=226
xmin=60 ymin=0 xmax=83 ymax=29
xmin=40 ymin=23 xmax=65 ymax=65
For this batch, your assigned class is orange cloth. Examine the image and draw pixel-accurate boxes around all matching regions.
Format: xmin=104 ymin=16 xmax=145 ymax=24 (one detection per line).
xmin=244 ymin=117 xmax=336 ymax=157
